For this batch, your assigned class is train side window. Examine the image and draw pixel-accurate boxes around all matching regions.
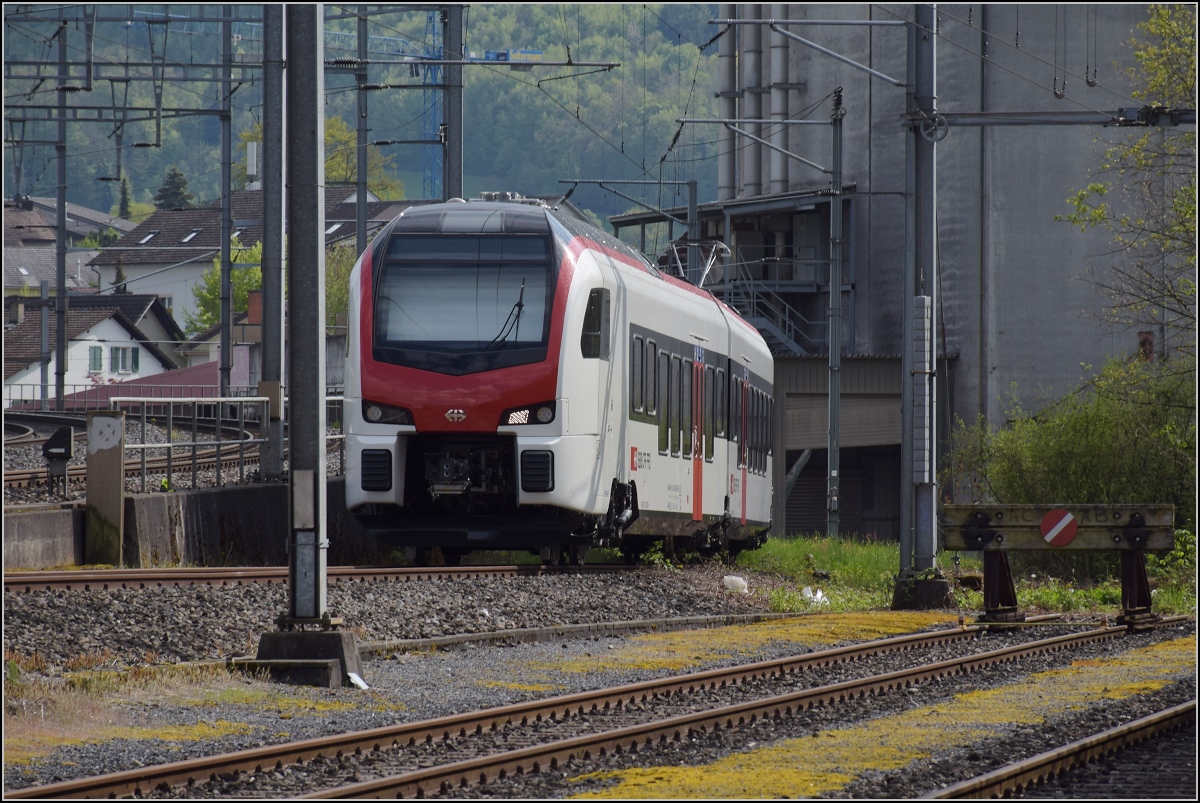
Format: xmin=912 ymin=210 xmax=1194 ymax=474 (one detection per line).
xmin=751 ymin=389 xmax=760 ymax=474
xmin=715 ymin=368 xmax=726 ymax=438
xmin=580 ymin=288 xmax=610 ymax=359
xmin=658 ymin=350 xmax=669 ymax=454
xmin=669 ymin=354 xmax=681 ymax=456
xmin=704 ymin=366 xmax=715 ymax=461
xmin=631 ymin=335 xmax=644 ymax=414
xmin=646 ymin=340 xmax=657 ymax=416
xmin=731 ymin=376 xmax=741 ymax=453
xmin=682 ymin=359 xmax=693 ymax=458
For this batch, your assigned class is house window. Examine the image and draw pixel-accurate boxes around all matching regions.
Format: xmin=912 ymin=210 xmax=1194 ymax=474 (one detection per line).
xmin=109 ymin=346 xmax=140 ymax=374
xmin=89 ymin=345 xmax=102 ymax=372
xmin=137 ymin=230 xmax=159 ymax=244
xmin=180 ymin=228 xmax=202 ymax=243
xmin=159 ymin=295 xmax=173 ymax=313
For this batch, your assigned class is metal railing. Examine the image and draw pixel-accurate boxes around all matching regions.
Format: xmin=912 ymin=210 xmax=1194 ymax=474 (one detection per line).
xmin=109 ymin=396 xmax=270 ymax=492
xmin=99 ymin=393 xmax=346 ymax=491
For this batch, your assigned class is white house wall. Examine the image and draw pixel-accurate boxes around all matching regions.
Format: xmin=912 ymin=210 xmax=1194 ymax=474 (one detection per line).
xmin=4 ymin=317 xmax=170 ymax=405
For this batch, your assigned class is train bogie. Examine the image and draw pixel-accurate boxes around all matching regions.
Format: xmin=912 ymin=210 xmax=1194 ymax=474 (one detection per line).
xmin=344 ymin=197 xmax=773 ymax=564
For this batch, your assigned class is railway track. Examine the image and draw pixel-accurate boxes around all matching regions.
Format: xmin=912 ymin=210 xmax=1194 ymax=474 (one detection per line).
xmin=2 ymin=563 xmax=633 ymax=593
xmin=3 ymin=439 xmax=257 ymax=488
xmin=924 ymin=699 xmax=1196 ymax=799
xmin=6 ymin=617 xmax=1189 ymax=799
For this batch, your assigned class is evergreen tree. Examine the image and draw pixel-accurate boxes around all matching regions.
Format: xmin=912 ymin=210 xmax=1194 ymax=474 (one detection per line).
xmin=153 ymin=165 xmax=195 ymax=210
xmin=113 ymin=256 xmax=129 ymax=294
xmin=118 ymin=176 xmax=132 ymax=219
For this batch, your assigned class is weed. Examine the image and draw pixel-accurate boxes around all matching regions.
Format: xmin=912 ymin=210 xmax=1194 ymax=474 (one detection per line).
xmin=63 ymin=649 xmax=115 ymax=673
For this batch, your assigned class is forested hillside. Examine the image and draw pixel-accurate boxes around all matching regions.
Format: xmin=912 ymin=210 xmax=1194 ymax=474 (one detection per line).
xmin=4 ymin=4 xmax=719 ymax=238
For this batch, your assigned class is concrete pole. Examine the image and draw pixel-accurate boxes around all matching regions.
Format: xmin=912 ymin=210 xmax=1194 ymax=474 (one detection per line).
xmin=826 ymin=88 xmax=844 ymax=536
xmin=443 ymin=5 xmax=464 ymax=200
xmin=260 ymin=4 xmax=285 ymax=479
xmin=913 ymin=4 xmax=938 ymax=573
xmin=55 ymin=31 xmax=67 ymax=411
xmin=219 ymin=6 xmax=233 ymax=396
xmin=356 ymin=6 xmax=368 ymax=256
xmin=717 ymin=4 xmax=737 ymax=201
xmin=285 ymin=3 xmax=328 ymax=623
xmin=899 ymin=20 xmax=916 ymax=575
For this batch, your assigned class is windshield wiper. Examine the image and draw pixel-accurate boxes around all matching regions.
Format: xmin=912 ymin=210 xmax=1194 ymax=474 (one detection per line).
xmin=485 ymin=279 xmax=525 ymax=351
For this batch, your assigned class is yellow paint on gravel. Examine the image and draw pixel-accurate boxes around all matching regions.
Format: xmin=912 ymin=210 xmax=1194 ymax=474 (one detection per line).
xmin=516 ymin=613 xmax=957 ymax=676
xmin=568 ymin=634 xmax=1196 ymax=799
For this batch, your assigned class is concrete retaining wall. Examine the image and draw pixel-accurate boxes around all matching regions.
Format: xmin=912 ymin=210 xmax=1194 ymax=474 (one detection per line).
xmin=3 ymin=506 xmax=85 ymax=569
xmin=4 ymin=477 xmax=377 ymax=570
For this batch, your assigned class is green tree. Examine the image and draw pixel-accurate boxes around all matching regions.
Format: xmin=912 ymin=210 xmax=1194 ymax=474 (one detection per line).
xmin=79 ymin=227 xmax=121 ymax=249
xmin=948 ymin=356 xmax=1195 ymax=535
xmin=187 ymin=237 xmax=360 ymax=335
xmin=112 ymin=256 xmax=130 ymax=294
xmin=118 ymin=176 xmax=132 ymax=219
xmin=185 ymin=239 xmax=263 ymax=335
xmin=1063 ymin=5 xmax=1197 ymax=361
xmin=324 ymin=240 xmax=360 ymax=328
xmin=153 ymin=165 xmax=196 ymax=210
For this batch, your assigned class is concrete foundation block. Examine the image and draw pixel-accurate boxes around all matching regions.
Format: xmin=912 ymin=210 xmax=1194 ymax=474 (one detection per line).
xmin=228 ymin=658 xmax=344 ymax=688
xmin=256 ymin=630 xmax=363 ymax=686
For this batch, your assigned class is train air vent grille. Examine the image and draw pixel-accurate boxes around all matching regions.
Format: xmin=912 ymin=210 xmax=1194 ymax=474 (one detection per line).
xmin=360 ymin=449 xmax=393 ymax=492
xmin=521 ymin=450 xmax=554 ymax=493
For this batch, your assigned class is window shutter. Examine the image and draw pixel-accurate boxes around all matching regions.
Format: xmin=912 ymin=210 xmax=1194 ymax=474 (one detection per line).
xmin=131 ymin=347 xmax=140 ymax=372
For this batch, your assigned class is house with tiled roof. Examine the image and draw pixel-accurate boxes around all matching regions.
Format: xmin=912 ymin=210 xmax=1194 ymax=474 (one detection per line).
xmin=22 ymin=196 xmax=137 ymax=242
xmin=65 ymin=293 xmax=187 ymax=366
xmin=4 ymin=247 xmax=99 ymax=322
xmin=3 ymin=308 xmax=177 ymax=407
xmin=87 ymin=189 xmax=415 ymax=331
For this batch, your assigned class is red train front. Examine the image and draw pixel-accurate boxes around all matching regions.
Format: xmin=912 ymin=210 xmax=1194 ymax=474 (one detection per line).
xmin=344 ymin=197 xmax=774 ymax=565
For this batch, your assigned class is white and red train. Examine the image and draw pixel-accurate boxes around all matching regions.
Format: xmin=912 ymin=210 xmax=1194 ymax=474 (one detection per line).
xmin=344 ymin=196 xmax=774 ymax=564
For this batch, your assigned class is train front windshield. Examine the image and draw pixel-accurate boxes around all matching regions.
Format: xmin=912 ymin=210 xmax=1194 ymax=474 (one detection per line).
xmin=372 ymin=234 xmax=556 ymax=375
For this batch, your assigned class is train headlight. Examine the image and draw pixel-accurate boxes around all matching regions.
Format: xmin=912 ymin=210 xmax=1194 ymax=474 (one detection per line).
xmin=361 ymin=400 xmax=413 ymax=426
xmin=500 ymin=401 xmax=555 ymax=426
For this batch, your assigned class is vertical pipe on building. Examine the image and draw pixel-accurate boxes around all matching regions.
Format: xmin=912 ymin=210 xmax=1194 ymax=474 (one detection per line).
xmin=443 ymin=6 xmax=464 ymax=200
xmin=285 ymin=2 xmax=327 ymax=622
xmin=717 ymin=4 xmax=738 ymax=201
xmin=826 ymin=88 xmax=845 ymax=537
xmin=769 ymin=4 xmax=789 ymax=194
xmin=261 ymin=4 xmax=285 ymax=479
xmin=356 ymin=6 xmax=368 ymax=256
xmin=219 ymin=6 xmax=233 ymax=396
xmin=741 ymin=5 xmax=762 ymax=197
xmin=55 ymin=30 xmax=67 ymax=411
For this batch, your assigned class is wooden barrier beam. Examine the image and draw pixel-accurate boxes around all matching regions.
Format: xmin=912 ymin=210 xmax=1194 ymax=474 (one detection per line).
xmin=942 ymin=505 xmax=1175 ymax=552
xmin=941 ymin=504 xmax=1175 ymax=629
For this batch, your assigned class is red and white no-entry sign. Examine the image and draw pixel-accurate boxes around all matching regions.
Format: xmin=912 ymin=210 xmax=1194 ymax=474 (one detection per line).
xmin=1040 ymin=509 xmax=1078 ymax=546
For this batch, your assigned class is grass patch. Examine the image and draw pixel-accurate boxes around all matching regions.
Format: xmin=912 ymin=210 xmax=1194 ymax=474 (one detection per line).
xmin=730 ymin=532 xmax=1195 ymax=616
